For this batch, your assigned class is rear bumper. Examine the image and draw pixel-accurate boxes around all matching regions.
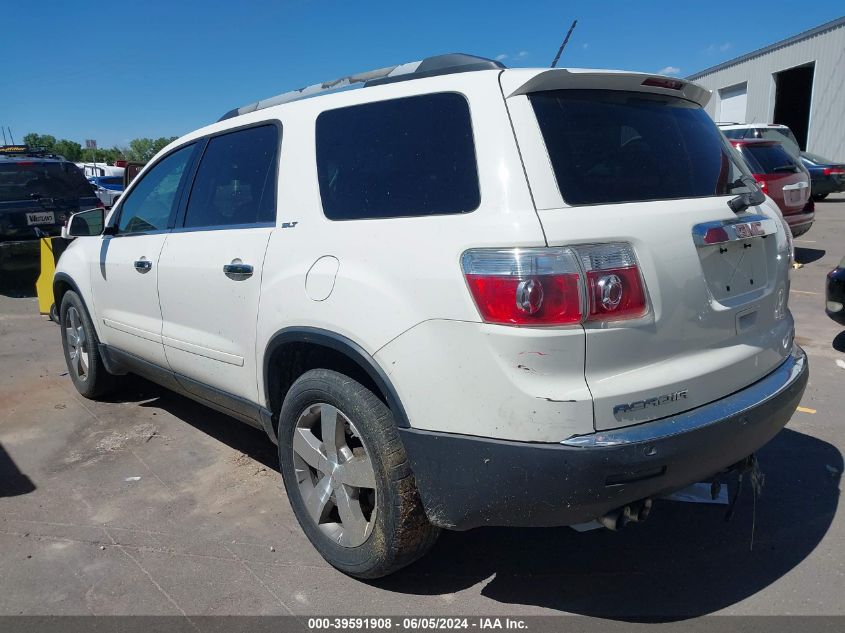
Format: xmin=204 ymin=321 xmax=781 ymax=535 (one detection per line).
xmin=785 ymin=210 xmax=814 ymax=237
xmin=401 ymin=346 xmax=808 ymax=530
xmin=0 ymin=240 xmax=40 ymax=272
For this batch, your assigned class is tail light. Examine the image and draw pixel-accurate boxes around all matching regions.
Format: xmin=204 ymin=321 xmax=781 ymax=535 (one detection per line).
xmin=461 ymin=249 xmax=583 ymax=325
xmin=753 ymin=174 xmax=768 ymax=194
xmin=575 ymin=243 xmax=648 ymax=321
xmin=823 ymin=167 xmax=844 ymax=176
xmin=96 ymin=200 xmax=105 ymax=209
xmin=461 ymin=243 xmax=648 ymax=327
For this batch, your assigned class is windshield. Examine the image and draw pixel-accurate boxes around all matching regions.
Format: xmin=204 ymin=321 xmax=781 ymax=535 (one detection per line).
xmin=740 ymin=144 xmax=800 ymax=174
xmin=722 ymin=126 xmax=802 ymax=158
xmin=802 ymin=151 xmax=837 ymax=165
xmin=0 ymin=161 xmax=95 ymax=203
xmin=758 ymin=128 xmax=801 ymax=157
xmin=530 ymin=90 xmax=753 ymax=206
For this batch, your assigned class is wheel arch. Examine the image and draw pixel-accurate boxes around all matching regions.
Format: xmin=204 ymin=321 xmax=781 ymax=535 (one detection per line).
xmin=53 ymin=273 xmax=83 ymax=316
xmin=263 ymin=327 xmax=411 ymax=435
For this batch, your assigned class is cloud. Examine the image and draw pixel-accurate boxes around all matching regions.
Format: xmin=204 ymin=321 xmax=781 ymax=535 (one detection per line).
xmin=657 ymin=65 xmax=681 ymax=76
xmin=495 ymin=53 xmax=508 ymax=61
xmin=582 ymin=43 xmax=589 ymax=49
xmin=516 ymin=50 xmax=529 ymax=58
xmin=705 ymin=42 xmax=732 ymax=54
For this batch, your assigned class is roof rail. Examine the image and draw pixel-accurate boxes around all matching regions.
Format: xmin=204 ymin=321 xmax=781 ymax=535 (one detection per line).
xmin=217 ymin=53 xmax=505 ymax=122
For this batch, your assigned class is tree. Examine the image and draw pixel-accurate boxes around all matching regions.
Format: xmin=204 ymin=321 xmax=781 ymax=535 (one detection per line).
xmin=22 ymin=133 xmax=57 ymax=152
xmin=128 ymin=137 xmax=177 ymax=162
xmin=53 ymin=139 xmax=82 ymax=161
xmin=20 ymin=132 xmax=175 ymax=164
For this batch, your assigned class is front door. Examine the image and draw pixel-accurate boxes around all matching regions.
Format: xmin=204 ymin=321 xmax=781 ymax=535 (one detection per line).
xmin=91 ymin=144 xmax=197 ymax=366
xmin=157 ymin=123 xmax=280 ymax=404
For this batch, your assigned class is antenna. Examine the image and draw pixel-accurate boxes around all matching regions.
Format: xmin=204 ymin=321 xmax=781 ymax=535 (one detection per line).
xmin=550 ymin=19 xmax=578 ymax=68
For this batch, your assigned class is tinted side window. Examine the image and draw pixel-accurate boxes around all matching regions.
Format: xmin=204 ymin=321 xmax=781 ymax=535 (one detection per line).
xmin=117 ymin=145 xmax=194 ymax=234
xmin=316 ymin=93 xmax=480 ymax=220
xmin=183 ymin=125 xmax=279 ymax=228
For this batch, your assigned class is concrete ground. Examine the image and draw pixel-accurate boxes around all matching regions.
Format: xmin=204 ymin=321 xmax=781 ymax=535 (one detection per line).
xmin=0 ymin=196 xmax=843 ymax=621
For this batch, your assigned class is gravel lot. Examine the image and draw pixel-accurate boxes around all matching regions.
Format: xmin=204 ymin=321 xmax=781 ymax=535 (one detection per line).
xmin=1 ymin=196 xmax=843 ymax=620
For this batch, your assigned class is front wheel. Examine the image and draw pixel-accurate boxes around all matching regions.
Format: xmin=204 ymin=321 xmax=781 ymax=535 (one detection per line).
xmin=278 ymin=369 xmax=439 ymax=578
xmin=60 ymin=291 xmax=115 ymax=399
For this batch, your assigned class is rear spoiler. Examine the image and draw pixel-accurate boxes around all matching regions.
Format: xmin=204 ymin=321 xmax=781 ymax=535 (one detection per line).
xmin=502 ymin=69 xmax=711 ymax=108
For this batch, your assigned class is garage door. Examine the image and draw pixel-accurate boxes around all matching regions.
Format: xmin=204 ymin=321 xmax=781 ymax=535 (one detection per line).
xmin=717 ymin=83 xmax=748 ymax=123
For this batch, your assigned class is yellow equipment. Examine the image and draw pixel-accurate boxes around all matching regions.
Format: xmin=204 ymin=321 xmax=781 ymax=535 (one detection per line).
xmin=35 ymin=236 xmax=68 ymax=321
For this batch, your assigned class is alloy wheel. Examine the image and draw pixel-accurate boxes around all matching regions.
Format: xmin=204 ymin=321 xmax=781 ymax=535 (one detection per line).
xmin=292 ymin=403 xmax=377 ymax=547
xmin=65 ymin=306 xmax=89 ymax=381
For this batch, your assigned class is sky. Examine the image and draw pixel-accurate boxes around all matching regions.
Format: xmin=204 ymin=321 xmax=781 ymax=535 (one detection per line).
xmin=2 ymin=1 xmax=843 ymax=148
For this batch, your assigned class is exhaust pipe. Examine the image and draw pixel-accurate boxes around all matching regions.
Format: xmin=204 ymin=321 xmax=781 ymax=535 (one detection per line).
xmin=597 ymin=499 xmax=653 ymax=530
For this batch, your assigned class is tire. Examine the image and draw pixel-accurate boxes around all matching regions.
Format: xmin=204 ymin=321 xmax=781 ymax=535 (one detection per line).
xmin=49 ymin=303 xmax=59 ymax=323
xmin=59 ymin=290 xmax=116 ymax=399
xmin=812 ymin=193 xmax=828 ymax=201
xmin=278 ymin=369 xmax=439 ymax=578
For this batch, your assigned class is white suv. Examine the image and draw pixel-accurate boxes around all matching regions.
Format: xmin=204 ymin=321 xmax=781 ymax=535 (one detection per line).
xmin=55 ymin=54 xmax=809 ymax=578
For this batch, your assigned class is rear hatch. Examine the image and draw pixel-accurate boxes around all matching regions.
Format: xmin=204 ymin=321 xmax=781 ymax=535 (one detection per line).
xmin=0 ymin=160 xmax=98 ymax=241
xmin=737 ymin=142 xmax=809 ymax=217
xmin=502 ymin=71 xmax=794 ymax=431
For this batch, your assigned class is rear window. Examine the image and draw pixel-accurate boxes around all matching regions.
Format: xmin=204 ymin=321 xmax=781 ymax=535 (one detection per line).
xmin=530 ymin=90 xmax=752 ymax=206
xmin=758 ymin=128 xmax=801 ymax=157
xmin=316 ymin=92 xmax=480 ymax=220
xmin=0 ymin=161 xmax=94 ymax=203
xmin=740 ymin=144 xmax=801 ymax=174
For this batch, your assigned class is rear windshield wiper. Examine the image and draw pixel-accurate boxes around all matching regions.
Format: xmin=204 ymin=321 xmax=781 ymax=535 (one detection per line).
xmin=772 ymin=165 xmax=798 ymax=173
xmin=727 ymin=176 xmax=766 ymax=213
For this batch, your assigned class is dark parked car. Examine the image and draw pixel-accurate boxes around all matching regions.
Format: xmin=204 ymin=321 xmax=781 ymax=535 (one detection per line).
xmin=827 ymin=257 xmax=845 ymax=325
xmin=800 ymin=153 xmax=845 ymax=201
xmin=0 ymin=145 xmax=100 ymax=273
xmin=730 ymin=138 xmax=814 ymax=237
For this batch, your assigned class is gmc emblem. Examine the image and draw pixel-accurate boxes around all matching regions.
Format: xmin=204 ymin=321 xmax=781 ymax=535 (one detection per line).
xmin=734 ymin=221 xmax=764 ymax=239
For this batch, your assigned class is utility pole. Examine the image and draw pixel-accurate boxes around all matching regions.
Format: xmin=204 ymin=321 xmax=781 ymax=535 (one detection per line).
xmin=550 ymin=19 xmax=578 ymax=68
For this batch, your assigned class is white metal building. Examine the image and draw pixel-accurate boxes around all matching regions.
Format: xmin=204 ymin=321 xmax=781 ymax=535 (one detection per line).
xmin=688 ymin=16 xmax=845 ymax=160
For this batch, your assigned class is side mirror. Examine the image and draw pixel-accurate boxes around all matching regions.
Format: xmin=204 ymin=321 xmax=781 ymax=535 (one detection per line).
xmin=63 ymin=208 xmax=105 ymax=239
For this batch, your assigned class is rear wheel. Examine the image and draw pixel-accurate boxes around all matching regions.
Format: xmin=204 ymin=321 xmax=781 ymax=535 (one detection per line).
xmin=60 ymin=291 xmax=115 ymax=399
xmin=278 ymin=369 xmax=439 ymax=578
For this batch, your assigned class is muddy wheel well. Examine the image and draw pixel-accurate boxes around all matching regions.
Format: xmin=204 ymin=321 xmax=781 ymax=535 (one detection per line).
xmin=266 ymin=341 xmax=389 ymax=434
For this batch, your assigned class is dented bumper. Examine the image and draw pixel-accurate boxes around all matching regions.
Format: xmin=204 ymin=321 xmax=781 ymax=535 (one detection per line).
xmin=401 ymin=346 xmax=808 ymax=530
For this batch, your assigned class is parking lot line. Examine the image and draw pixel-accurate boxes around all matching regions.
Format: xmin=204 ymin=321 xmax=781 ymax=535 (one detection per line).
xmin=796 ymin=406 xmax=817 ymax=414
xmin=791 ymin=290 xmax=818 ymax=295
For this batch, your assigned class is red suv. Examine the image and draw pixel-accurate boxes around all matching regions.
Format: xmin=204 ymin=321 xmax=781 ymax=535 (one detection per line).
xmin=730 ymin=139 xmax=814 ymax=237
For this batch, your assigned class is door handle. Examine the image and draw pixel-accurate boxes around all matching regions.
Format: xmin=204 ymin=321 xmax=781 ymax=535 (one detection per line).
xmin=134 ymin=259 xmax=152 ymax=273
xmin=223 ymin=262 xmax=253 ymax=280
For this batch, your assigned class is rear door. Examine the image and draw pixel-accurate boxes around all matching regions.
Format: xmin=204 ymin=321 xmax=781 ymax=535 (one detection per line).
xmin=90 ymin=144 xmax=197 ymax=366
xmin=504 ymin=75 xmax=794 ymax=431
xmin=157 ymin=123 xmax=279 ymax=405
